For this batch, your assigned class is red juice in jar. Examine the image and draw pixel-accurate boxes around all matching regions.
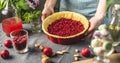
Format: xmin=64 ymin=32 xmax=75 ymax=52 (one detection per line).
xmin=2 ymin=17 xmax=23 ymax=36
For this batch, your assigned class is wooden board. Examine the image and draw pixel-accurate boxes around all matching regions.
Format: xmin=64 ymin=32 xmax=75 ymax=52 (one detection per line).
xmin=72 ymin=53 xmax=120 ymax=63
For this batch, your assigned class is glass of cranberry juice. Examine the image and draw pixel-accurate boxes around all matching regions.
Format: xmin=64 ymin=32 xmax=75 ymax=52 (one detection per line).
xmin=2 ymin=17 xmax=23 ymax=37
xmin=10 ymin=29 xmax=28 ymax=54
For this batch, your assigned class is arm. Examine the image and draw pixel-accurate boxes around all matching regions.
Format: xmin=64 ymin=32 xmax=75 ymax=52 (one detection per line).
xmin=85 ymin=0 xmax=107 ymax=38
xmin=94 ymin=0 xmax=106 ymax=24
xmin=41 ymin=0 xmax=57 ymax=21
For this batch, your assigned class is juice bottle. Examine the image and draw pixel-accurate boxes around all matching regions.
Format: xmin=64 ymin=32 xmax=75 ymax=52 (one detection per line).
xmin=2 ymin=17 xmax=23 ymax=36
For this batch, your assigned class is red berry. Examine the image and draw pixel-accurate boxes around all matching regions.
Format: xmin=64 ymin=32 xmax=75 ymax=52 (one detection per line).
xmin=48 ymin=18 xmax=84 ymax=36
xmin=20 ymin=36 xmax=27 ymax=44
xmin=81 ymin=47 xmax=90 ymax=57
xmin=0 ymin=50 xmax=10 ymax=59
xmin=13 ymin=36 xmax=27 ymax=50
xmin=43 ymin=47 xmax=53 ymax=56
xmin=4 ymin=40 xmax=13 ymax=48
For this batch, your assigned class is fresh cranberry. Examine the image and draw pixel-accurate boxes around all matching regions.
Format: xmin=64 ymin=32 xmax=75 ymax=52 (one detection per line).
xmin=13 ymin=36 xmax=27 ymax=50
xmin=81 ymin=47 xmax=90 ymax=57
xmin=43 ymin=47 xmax=53 ymax=56
xmin=48 ymin=18 xmax=84 ymax=36
xmin=4 ymin=40 xmax=13 ymax=48
xmin=20 ymin=36 xmax=27 ymax=44
xmin=0 ymin=50 xmax=10 ymax=59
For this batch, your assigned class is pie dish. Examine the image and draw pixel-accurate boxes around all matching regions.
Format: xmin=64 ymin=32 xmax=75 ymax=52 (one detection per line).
xmin=42 ymin=11 xmax=89 ymax=45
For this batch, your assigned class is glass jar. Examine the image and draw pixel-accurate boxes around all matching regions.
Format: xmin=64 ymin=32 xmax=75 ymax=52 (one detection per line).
xmin=108 ymin=4 xmax=120 ymax=46
xmin=2 ymin=17 xmax=23 ymax=37
xmin=30 ymin=18 xmax=42 ymax=33
xmin=1 ymin=0 xmax=23 ymax=37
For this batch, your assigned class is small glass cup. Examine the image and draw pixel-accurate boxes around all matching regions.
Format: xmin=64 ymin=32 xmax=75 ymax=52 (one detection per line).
xmin=30 ymin=18 xmax=42 ymax=33
xmin=10 ymin=29 xmax=28 ymax=54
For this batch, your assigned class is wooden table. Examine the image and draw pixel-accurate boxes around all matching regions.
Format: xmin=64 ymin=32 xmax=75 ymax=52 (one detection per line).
xmin=73 ymin=53 xmax=120 ymax=63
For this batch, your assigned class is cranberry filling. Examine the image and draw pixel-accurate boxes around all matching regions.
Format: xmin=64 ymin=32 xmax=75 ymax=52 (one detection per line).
xmin=48 ymin=18 xmax=84 ymax=36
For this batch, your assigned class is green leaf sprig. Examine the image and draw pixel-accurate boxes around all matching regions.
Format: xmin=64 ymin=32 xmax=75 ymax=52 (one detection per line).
xmin=11 ymin=0 xmax=41 ymax=24
xmin=23 ymin=11 xmax=41 ymax=23
xmin=0 ymin=0 xmax=6 ymax=10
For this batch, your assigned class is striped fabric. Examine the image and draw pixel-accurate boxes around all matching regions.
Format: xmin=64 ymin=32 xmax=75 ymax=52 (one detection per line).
xmin=60 ymin=0 xmax=99 ymax=19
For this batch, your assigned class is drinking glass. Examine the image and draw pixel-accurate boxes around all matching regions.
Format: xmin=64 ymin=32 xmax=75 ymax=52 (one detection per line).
xmin=10 ymin=29 xmax=28 ymax=54
xmin=30 ymin=18 xmax=42 ymax=33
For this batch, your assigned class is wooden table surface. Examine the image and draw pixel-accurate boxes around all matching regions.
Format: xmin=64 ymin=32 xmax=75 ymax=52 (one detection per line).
xmin=73 ymin=53 xmax=120 ymax=63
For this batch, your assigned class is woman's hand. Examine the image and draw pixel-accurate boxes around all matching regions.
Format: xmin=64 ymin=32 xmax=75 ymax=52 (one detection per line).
xmin=82 ymin=0 xmax=107 ymax=40
xmin=82 ymin=16 xmax=101 ymax=40
xmin=41 ymin=0 xmax=57 ymax=21
xmin=88 ymin=16 xmax=101 ymax=33
xmin=41 ymin=7 xmax=54 ymax=21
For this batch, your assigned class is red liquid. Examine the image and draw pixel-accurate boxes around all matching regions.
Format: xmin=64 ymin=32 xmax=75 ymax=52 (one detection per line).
xmin=2 ymin=17 xmax=23 ymax=36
